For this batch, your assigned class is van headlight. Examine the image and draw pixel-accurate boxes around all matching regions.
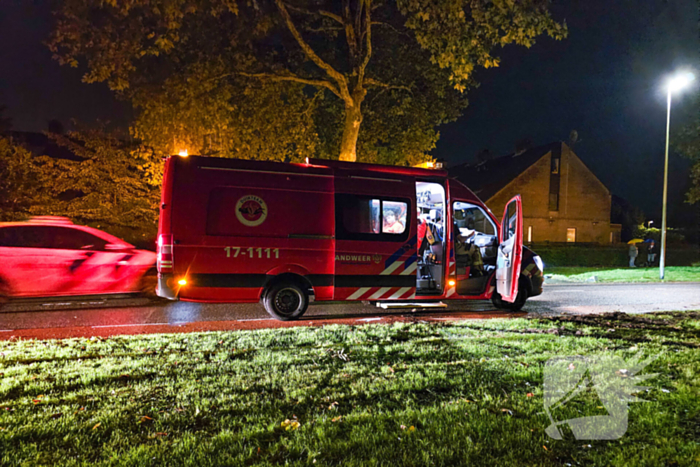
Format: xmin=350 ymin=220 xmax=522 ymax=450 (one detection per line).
xmin=533 ymin=255 xmax=544 ymax=273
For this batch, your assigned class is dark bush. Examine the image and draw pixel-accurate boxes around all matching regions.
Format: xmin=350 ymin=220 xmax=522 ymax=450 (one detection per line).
xmin=530 ymin=243 xmax=700 ymax=267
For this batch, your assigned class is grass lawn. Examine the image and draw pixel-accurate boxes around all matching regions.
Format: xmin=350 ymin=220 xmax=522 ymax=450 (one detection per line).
xmin=1 ymin=313 xmax=700 ymax=466
xmin=547 ymin=266 xmax=700 ymax=283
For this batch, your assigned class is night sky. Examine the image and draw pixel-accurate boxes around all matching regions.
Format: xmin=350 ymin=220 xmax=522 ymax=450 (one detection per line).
xmin=1 ymin=0 xmax=698 ymax=225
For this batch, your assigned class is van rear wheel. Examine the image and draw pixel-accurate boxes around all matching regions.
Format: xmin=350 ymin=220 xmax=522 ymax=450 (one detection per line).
xmin=263 ymin=282 xmax=309 ymax=321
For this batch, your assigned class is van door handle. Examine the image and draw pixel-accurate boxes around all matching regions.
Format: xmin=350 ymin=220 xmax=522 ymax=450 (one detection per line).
xmin=401 ymin=243 xmax=412 ymax=251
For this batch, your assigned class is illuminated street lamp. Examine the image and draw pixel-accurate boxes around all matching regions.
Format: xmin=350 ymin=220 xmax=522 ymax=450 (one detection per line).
xmin=660 ymin=71 xmax=694 ymax=280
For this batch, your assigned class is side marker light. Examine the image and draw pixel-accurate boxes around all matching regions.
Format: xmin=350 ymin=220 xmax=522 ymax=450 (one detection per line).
xmin=178 ymin=278 xmax=187 ymax=286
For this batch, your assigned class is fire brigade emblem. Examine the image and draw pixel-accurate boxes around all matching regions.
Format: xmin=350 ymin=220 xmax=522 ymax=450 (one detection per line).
xmin=372 ymin=254 xmax=382 ymax=264
xmin=235 ymin=195 xmax=268 ymax=227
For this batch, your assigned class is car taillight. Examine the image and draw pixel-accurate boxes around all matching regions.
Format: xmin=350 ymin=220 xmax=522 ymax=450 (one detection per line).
xmin=157 ymin=234 xmax=173 ymax=273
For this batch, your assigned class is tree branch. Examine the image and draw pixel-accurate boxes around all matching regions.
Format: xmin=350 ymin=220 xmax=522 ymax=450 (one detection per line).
xmin=274 ymin=0 xmax=351 ymax=103
xmin=358 ymin=0 xmax=372 ymax=84
xmin=238 ymin=71 xmax=342 ymax=98
xmin=318 ymin=9 xmax=343 ymax=24
xmin=371 ymin=21 xmax=408 ymax=37
xmin=343 ymin=0 xmax=358 ymax=67
xmin=306 ymin=25 xmax=344 ymax=34
xmin=364 ymin=77 xmax=411 ymax=94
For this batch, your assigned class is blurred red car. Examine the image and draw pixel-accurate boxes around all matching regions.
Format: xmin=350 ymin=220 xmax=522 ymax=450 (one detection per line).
xmin=0 ymin=217 xmax=156 ymax=302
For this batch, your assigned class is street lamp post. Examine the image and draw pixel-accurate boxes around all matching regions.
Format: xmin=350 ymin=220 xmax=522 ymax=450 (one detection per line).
xmin=660 ymin=72 xmax=694 ymax=280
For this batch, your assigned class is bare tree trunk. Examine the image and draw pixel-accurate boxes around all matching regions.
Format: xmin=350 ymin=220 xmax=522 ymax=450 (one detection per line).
xmin=339 ymin=87 xmax=367 ymax=162
xmin=339 ymin=101 xmax=362 ymax=162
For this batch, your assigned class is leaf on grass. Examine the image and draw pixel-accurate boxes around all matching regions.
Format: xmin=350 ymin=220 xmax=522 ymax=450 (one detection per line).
xmin=139 ymin=416 xmax=153 ymax=424
xmin=526 ymin=393 xmax=534 ymax=398
xmin=92 ymin=423 xmax=101 ymax=430
xmin=331 ymin=416 xmax=342 ymax=422
xmin=51 ymin=413 xmax=63 ymax=419
xmin=281 ymin=419 xmax=300 ymax=431
xmin=500 ymin=408 xmax=513 ymax=416
xmin=543 ymin=445 xmax=548 ymax=451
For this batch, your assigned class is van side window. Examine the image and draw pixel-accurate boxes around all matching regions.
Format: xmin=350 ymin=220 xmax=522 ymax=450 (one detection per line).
xmin=381 ymin=201 xmax=407 ymax=234
xmin=0 ymin=226 xmax=47 ymax=248
xmin=335 ymin=194 xmax=409 ymax=241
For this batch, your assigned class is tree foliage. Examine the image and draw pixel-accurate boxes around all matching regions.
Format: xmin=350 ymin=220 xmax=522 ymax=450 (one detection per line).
xmin=674 ymin=95 xmax=700 ymax=204
xmin=0 ymin=137 xmax=37 ymax=220
xmin=33 ymin=130 xmax=162 ymax=233
xmin=50 ymin=0 xmax=565 ymax=164
xmin=0 ymin=131 xmax=161 ymax=243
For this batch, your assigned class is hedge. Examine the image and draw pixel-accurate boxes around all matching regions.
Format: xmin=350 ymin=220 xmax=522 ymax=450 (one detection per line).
xmin=528 ymin=243 xmax=700 ymax=267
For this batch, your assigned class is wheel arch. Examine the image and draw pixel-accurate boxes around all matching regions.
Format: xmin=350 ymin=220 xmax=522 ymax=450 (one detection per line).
xmin=260 ymin=272 xmax=314 ymax=301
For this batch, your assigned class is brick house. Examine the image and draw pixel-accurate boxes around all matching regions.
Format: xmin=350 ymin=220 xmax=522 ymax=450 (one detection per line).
xmin=451 ymin=142 xmax=622 ymax=244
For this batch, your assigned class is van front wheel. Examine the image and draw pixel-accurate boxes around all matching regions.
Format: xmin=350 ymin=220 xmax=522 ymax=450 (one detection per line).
xmin=263 ymin=282 xmax=309 ymax=321
xmin=491 ymin=281 xmax=528 ymax=312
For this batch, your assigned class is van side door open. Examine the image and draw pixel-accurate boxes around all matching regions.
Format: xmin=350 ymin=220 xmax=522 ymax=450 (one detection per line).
xmin=333 ymin=175 xmax=417 ymax=301
xmin=496 ymin=195 xmax=523 ymax=303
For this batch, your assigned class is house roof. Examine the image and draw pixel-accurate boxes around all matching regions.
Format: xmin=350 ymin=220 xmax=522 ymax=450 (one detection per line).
xmin=449 ymin=142 xmax=561 ymax=201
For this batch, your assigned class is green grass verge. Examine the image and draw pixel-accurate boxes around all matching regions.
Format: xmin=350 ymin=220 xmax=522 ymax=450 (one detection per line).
xmin=547 ymin=266 xmax=700 ymax=283
xmin=1 ymin=313 xmax=700 ymax=466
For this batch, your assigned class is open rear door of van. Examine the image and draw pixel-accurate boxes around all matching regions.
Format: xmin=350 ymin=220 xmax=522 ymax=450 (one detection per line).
xmin=496 ymin=195 xmax=523 ymax=303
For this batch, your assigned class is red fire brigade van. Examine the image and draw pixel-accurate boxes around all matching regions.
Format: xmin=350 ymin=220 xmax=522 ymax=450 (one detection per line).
xmin=156 ymin=156 xmax=544 ymax=320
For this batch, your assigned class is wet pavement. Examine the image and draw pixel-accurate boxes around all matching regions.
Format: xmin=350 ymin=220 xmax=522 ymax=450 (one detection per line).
xmin=1 ymin=282 xmax=698 ymax=340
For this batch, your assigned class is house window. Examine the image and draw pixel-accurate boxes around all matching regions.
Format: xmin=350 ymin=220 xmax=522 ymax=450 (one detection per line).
xmin=551 ymin=157 xmax=560 ymax=174
xmin=549 ymin=193 xmax=559 ymax=211
xmin=548 ymin=147 xmax=561 ymax=211
xmin=566 ymin=228 xmax=576 ymax=243
xmin=527 ymin=225 xmax=533 ymax=243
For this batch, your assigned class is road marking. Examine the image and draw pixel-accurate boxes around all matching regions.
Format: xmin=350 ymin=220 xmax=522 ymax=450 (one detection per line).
xmin=0 ymin=330 xmax=13 ymax=332
xmin=91 ymin=323 xmax=169 ymax=328
xmin=234 ymin=318 xmax=273 ymax=322
xmin=358 ymin=317 xmax=382 ymax=322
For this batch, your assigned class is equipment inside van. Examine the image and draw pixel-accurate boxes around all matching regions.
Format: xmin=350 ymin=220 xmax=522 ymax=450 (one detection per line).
xmin=156 ymin=155 xmax=543 ymax=320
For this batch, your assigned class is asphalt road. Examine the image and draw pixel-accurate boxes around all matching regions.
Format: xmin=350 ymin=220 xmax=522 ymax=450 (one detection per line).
xmin=1 ymin=282 xmax=698 ymax=339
